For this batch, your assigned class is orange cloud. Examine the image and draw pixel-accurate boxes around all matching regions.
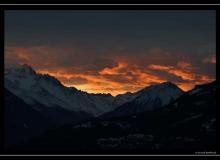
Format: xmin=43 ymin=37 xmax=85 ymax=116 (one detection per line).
xmin=32 ymin=60 xmax=217 ymax=95
xmin=148 ymin=64 xmax=173 ymax=70
xmin=37 ymin=62 xmax=167 ymax=96
xmin=176 ymin=83 xmax=196 ymax=91
xmin=99 ymin=62 xmax=127 ymax=75
xmin=168 ymin=69 xmax=195 ymax=81
xmin=203 ymin=55 xmax=216 ymax=64
xmin=177 ymin=61 xmax=192 ymax=70
xmin=37 ymin=68 xmax=127 ymax=96
xmin=148 ymin=63 xmax=195 ymax=81
xmin=5 ymin=46 xmax=215 ymax=96
xmin=99 ymin=62 xmax=166 ymax=86
xmin=130 ymin=68 xmax=166 ymax=85
xmin=148 ymin=62 xmax=215 ymax=91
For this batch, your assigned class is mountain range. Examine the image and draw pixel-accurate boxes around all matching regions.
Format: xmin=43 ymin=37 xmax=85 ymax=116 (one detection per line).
xmin=19 ymin=80 xmax=216 ymax=153
xmin=4 ymin=64 xmax=216 ymax=153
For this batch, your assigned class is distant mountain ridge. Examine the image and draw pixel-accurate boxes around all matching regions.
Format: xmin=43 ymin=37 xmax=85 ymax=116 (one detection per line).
xmin=4 ymin=64 xmax=216 ymax=151
xmin=5 ymin=64 xmax=117 ymax=117
xmin=5 ymin=64 xmax=184 ymax=117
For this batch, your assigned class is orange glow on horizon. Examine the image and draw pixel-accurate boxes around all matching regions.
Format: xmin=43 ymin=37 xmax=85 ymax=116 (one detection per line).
xmin=177 ymin=83 xmax=197 ymax=92
xmin=5 ymin=46 xmax=215 ymax=96
xmin=37 ymin=61 xmax=215 ymax=96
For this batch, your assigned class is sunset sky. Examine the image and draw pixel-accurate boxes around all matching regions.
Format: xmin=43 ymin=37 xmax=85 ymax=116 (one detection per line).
xmin=5 ymin=10 xmax=216 ymax=96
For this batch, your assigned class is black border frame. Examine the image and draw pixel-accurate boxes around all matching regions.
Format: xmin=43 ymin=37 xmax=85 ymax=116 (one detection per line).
xmin=0 ymin=4 xmax=219 ymax=156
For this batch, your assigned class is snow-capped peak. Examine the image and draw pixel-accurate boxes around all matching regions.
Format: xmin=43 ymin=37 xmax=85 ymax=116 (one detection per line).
xmin=134 ymin=82 xmax=184 ymax=107
xmin=4 ymin=64 xmax=185 ymax=117
xmin=142 ymin=82 xmax=180 ymax=91
xmin=5 ymin=64 xmax=36 ymax=77
xmin=101 ymin=82 xmax=185 ymax=118
xmin=160 ymin=82 xmax=178 ymax=87
xmin=40 ymin=74 xmax=63 ymax=86
xmin=4 ymin=64 xmax=118 ymax=117
xmin=114 ymin=92 xmax=136 ymax=106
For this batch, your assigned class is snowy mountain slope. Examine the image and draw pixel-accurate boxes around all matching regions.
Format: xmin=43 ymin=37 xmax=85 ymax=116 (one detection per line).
xmin=5 ymin=87 xmax=94 ymax=147
xmin=4 ymin=64 xmax=184 ymax=118
xmin=4 ymin=64 xmax=118 ymax=116
xmin=114 ymin=92 xmax=137 ymax=106
xmin=134 ymin=82 xmax=183 ymax=107
xmin=101 ymin=82 xmax=184 ymax=118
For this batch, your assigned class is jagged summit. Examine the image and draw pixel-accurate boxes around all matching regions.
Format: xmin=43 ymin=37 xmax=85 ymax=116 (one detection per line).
xmin=4 ymin=64 xmax=187 ymax=117
xmin=4 ymin=64 xmax=118 ymax=116
xmin=5 ymin=64 xmax=64 ymax=86
xmin=5 ymin=64 xmax=36 ymax=76
xmin=40 ymin=73 xmax=63 ymax=86
xmin=92 ymin=93 xmax=113 ymax=97
xmin=160 ymin=81 xmax=176 ymax=86
xmin=141 ymin=81 xmax=183 ymax=93
xmin=159 ymin=82 xmax=184 ymax=91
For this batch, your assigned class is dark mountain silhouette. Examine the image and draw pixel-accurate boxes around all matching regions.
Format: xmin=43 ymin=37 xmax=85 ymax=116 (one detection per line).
xmin=4 ymin=88 xmax=92 ymax=147
xmin=4 ymin=88 xmax=56 ymax=147
xmin=15 ymin=81 xmax=216 ymax=154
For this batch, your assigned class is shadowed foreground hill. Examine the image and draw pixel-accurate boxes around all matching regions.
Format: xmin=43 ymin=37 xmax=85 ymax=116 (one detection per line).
xmin=17 ymin=81 xmax=216 ymax=154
